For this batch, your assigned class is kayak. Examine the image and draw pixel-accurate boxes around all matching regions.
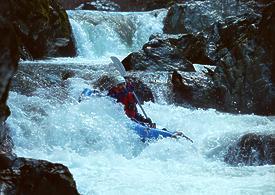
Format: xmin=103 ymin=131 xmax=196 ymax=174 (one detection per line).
xmin=78 ymin=88 xmax=102 ymax=102
xmin=132 ymin=122 xmax=176 ymax=140
xmin=79 ymin=88 xmax=192 ymax=142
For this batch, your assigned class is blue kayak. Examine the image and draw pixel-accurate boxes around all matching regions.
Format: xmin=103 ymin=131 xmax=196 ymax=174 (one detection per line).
xmin=78 ymin=88 xmax=102 ymax=102
xmin=132 ymin=122 xmax=176 ymax=140
xmin=79 ymin=88 xmax=192 ymax=142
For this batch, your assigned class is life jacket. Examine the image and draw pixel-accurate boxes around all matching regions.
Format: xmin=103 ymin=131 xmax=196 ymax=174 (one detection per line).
xmin=108 ymin=83 xmax=137 ymax=118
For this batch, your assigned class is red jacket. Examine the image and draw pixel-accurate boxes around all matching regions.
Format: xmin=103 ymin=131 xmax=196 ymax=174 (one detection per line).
xmin=108 ymin=83 xmax=137 ymax=118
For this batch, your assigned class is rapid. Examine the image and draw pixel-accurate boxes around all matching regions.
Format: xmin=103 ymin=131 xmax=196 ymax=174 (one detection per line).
xmin=7 ymin=10 xmax=275 ymax=195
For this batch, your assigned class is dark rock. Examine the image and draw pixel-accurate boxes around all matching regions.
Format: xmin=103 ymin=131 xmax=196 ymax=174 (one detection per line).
xmin=126 ymin=77 xmax=155 ymax=104
xmin=61 ymin=71 xmax=76 ymax=81
xmin=123 ymin=33 xmax=213 ymax=72
xmin=112 ymin=0 xmax=183 ymax=11
xmin=163 ymin=4 xmax=186 ymax=34
xmin=211 ymin=3 xmax=275 ymax=115
xmin=77 ymin=0 xmax=120 ymax=11
xmin=60 ymin=0 xmax=183 ymax=11
xmin=0 ymin=5 xmax=19 ymax=160
xmin=0 ymin=16 xmax=19 ymax=122
xmin=59 ymin=0 xmax=91 ymax=9
xmin=8 ymin=0 xmax=76 ymax=59
xmin=0 ymin=152 xmax=16 ymax=170
xmin=171 ymin=70 xmax=192 ymax=102
xmin=224 ymin=133 xmax=275 ymax=166
xmin=0 ymin=158 xmax=79 ymax=195
xmin=169 ymin=67 xmax=223 ymax=109
xmin=163 ymin=1 xmax=257 ymax=36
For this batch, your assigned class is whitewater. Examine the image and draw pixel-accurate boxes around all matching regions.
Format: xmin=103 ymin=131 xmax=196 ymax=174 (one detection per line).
xmin=7 ymin=10 xmax=275 ymax=195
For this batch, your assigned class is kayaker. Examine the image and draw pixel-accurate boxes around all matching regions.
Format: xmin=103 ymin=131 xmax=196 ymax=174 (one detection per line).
xmin=108 ymin=75 xmax=155 ymax=127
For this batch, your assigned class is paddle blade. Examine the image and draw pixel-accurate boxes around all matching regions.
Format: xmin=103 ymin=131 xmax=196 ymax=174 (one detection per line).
xmin=110 ymin=56 xmax=127 ymax=76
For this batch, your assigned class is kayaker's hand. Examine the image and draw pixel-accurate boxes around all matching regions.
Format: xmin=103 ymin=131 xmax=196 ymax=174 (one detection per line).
xmin=150 ymin=123 xmax=156 ymax=128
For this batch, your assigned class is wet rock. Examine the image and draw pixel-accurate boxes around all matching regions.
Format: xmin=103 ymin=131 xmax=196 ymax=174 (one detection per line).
xmin=163 ymin=1 xmax=255 ymax=36
xmin=77 ymin=0 xmax=120 ymax=11
xmin=212 ymin=3 xmax=275 ymax=115
xmin=8 ymin=0 xmax=76 ymax=59
xmin=224 ymin=133 xmax=275 ymax=166
xmin=127 ymin=77 xmax=155 ymax=104
xmin=0 ymin=14 xmax=19 ymax=123
xmin=59 ymin=0 xmax=91 ymax=10
xmin=123 ymin=33 xmax=212 ymax=72
xmin=0 ymin=4 xmax=19 ymax=158
xmin=0 ymin=158 xmax=79 ymax=195
xmin=169 ymin=67 xmax=223 ymax=109
xmin=60 ymin=0 xmax=183 ymax=11
xmin=0 ymin=153 xmax=15 ymax=170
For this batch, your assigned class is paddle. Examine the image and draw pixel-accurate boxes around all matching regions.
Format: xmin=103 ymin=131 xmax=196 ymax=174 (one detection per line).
xmin=110 ymin=56 xmax=149 ymax=119
xmin=109 ymin=56 xmax=193 ymax=143
xmin=174 ymin=132 xmax=193 ymax=143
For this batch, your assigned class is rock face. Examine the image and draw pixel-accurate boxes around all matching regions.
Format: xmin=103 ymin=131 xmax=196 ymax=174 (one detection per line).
xmin=0 ymin=2 xmax=79 ymax=194
xmin=163 ymin=1 xmax=254 ymax=35
xmin=60 ymin=0 xmax=183 ymax=11
xmin=224 ymin=133 xmax=275 ymax=166
xmin=170 ymin=68 xmax=222 ymax=109
xmin=122 ymin=33 xmax=213 ymax=72
xmin=9 ymin=0 xmax=76 ymax=59
xmin=212 ymin=3 xmax=275 ymax=115
xmin=160 ymin=1 xmax=275 ymax=115
xmin=59 ymin=0 xmax=91 ymax=9
xmin=0 ymin=158 xmax=79 ymax=195
xmin=0 ymin=2 xmax=19 ymax=155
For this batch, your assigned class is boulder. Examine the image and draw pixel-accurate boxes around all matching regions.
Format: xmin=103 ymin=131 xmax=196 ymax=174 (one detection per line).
xmin=76 ymin=0 xmax=120 ymax=11
xmin=224 ymin=133 xmax=275 ymax=166
xmin=122 ymin=33 xmax=212 ymax=72
xmin=60 ymin=0 xmax=183 ymax=11
xmin=8 ymin=0 xmax=76 ymax=59
xmin=169 ymin=67 xmax=223 ymax=109
xmin=163 ymin=1 xmax=255 ymax=36
xmin=0 ymin=158 xmax=79 ymax=195
xmin=0 ymin=2 xmax=19 ymax=158
xmin=212 ymin=3 xmax=275 ymax=115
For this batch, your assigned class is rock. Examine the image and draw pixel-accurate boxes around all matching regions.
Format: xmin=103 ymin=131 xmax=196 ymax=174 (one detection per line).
xmin=0 ymin=4 xmax=19 ymax=158
xmin=126 ymin=77 xmax=155 ymax=104
xmin=59 ymin=0 xmax=91 ymax=9
xmin=8 ymin=0 xmax=76 ymax=59
xmin=163 ymin=1 xmax=255 ymax=36
xmin=0 ymin=152 xmax=16 ymax=170
xmin=163 ymin=4 xmax=186 ymax=34
xmin=60 ymin=0 xmax=183 ymax=11
xmin=0 ymin=15 xmax=19 ymax=122
xmin=224 ymin=133 xmax=275 ymax=166
xmin=169 ymin=67 xmax=223 ymax=109
xmin=0 ymin=158 xmax=79 ymax=195
xmin=122 ymin=33 xmax=213 ymax=72
xmin=212 ymin=3 xmax=275 ymax=115
xmin=77 ymin=0 xmax=120 ymax=11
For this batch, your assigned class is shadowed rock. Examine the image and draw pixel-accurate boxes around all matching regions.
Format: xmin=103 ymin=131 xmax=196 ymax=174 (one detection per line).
xmin=122 ymin=33 xmax=213 ymax=72
xmin=224 ymin=133 xmax=275 ymax=166
xmin=9 ymin=0 xmax=76 ymax=59
xmin=0 ymin=158 xmax=79 ymax=195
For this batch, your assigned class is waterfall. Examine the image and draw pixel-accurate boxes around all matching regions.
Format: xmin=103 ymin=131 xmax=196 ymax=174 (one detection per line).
xmin=68 ymin=10 xmax=167 ymax=59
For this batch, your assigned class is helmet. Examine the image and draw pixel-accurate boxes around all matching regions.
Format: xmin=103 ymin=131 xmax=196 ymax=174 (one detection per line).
xmin=114 ymin=75 xmax=126 ymax=86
